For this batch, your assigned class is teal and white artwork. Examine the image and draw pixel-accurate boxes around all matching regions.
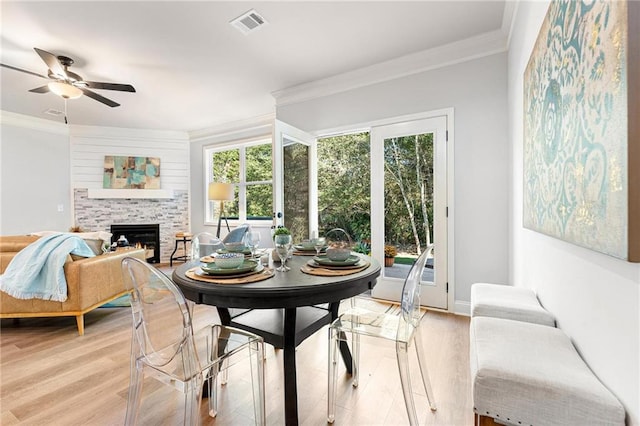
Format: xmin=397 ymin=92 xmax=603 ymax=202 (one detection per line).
xmin=523 ymin=0 xmax=637 ymax=261
xmin=103 ymin=156 xmax=161 ymax=189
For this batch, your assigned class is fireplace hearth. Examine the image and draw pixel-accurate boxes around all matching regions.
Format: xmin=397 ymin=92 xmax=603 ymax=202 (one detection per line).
xmin=110 ymin=224 xmax=160 ymax=263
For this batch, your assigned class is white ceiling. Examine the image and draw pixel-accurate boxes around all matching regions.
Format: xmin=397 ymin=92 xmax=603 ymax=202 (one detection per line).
xmin=1 ymin=1 xmax=507 ymax=133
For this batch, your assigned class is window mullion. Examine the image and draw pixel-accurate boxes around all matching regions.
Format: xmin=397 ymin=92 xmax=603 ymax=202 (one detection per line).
xmin=239 ymin=146 xmax=247 ymax=222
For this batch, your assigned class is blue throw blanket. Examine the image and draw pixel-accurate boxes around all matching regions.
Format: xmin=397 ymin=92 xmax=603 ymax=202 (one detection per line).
xmin=0 ymin=234 xmax=96 ymax=302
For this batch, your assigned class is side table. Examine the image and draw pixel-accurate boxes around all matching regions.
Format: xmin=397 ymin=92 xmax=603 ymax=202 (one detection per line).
xmin=170 ymin=232 xmax=192 ymax=266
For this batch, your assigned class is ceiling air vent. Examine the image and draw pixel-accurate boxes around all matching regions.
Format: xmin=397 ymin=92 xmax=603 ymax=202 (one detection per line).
xmin=44 ymin=108 xmax=64 ymax=117
xmin=230 ymin=9 xmax=267 ymax=35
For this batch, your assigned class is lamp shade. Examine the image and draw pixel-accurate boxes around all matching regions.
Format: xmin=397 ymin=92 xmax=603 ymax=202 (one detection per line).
xmin=48 ymin=82 xmax=83 ymax=99
xmin=208 ymin=182 xmax=234 ymax=201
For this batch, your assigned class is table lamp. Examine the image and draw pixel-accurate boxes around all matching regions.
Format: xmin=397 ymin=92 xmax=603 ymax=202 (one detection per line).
xmin=208 ymin=182 xmax=234 ymax=238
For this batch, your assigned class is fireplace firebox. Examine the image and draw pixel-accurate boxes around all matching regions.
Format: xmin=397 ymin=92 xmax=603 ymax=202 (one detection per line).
xmin=110 ymin=224 xmax=160 ymax=263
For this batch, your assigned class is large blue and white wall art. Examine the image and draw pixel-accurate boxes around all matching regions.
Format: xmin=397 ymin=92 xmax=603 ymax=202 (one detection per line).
xmin=524 ymin=0 xmax=638 ymax=262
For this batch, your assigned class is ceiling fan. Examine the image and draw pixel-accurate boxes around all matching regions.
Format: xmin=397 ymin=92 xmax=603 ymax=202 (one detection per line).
xmin=1 ymin=47 xmax=135 ymax=107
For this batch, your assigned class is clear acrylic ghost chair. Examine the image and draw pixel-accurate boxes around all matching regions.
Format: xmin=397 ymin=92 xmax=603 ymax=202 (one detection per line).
xmin=190 ymin=232 xmax=224 ymax=260
xmin=328 ymin=245 xmax=436 ymax=425
xmin=121 ymin=257 xmax=265 ymax=426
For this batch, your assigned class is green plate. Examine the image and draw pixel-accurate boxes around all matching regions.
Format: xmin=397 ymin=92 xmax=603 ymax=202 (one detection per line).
xmin=217 ymin=247 xmax=252 ymax=255
xmin=313 ymin=254 xmax=359 ymax=266
xmin=200 ymin=259 xmax=259 ymax=275
xmin=294 ymin=244 xmax=327 ymax=252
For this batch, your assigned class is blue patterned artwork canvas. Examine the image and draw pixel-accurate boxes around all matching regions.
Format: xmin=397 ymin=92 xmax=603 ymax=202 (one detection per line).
xmin=103 ymin=156 xmax=161 ymax=189
xmin=523 ymin=0 xmax=637 ymax=261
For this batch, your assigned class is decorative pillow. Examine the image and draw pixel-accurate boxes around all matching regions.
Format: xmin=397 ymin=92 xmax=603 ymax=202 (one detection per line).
xmin=83 ymin=239 xmax=105 ymax=256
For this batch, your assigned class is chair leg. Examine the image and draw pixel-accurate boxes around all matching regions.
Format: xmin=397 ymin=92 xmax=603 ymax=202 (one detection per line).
xmin=125 ymin=360 xmax=144 ymax=426
xmin=414 ymin=329 xmax=437 ymax=411
xmin=207 ymin=366 xmax=219 ymax=418
xmin=351 ymin=332 xmax=360 ymax=387
xmin=396 ymin=340 xmax=419 ymax=426
xmin=206 ymin=330 xmax=221 ymax=419
xmin=221 ymin=357 xmax=229 ymax=385
xmin=183 ymin=375 xmax=203 ymax=425
xmin=249 ymin=340 xmax=266 ymax=425
xmin=327 ymin=326 xmax=340 ymax=423
xmin=349 ymin=297 xmax=360 ymax=387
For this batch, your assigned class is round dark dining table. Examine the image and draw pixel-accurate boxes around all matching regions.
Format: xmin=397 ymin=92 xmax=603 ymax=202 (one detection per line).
xmin=172 ymin=253 xmax=381 ymax=426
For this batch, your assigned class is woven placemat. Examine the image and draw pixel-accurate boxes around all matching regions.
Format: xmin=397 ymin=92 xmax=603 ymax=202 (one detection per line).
xmin=300 ymin=259 xmax=370 ymax=276
xmin=185 ymin=267 xmax=275 ymax=285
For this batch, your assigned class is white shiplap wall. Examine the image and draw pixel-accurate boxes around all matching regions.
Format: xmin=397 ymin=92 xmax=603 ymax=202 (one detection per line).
xmin=69 ymin=125 xmax=191 ymax=262
xmin=70 ymin=125 xmax=189 ymax=190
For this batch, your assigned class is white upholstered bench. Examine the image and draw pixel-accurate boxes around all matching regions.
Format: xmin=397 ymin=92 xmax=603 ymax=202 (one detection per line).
xmin=470 ymin=317 xmax=625 ymax=426
xmin=471 ymin=283 xmax=556 ymax=327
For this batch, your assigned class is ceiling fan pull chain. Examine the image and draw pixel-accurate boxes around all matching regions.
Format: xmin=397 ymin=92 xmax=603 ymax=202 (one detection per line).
xmin=64 ymin=98 xmax=68 ymax=124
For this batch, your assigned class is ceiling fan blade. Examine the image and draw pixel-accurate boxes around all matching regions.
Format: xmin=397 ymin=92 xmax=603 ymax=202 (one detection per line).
xmin=80 ymin=88 xmax=120 ymax=107
xmin=34 ymin=47 xmax=67 ymax=79
xmin=84 ymin=81 xmax=136 ymax=92
xmin=1 ymin=63 xmax=49 ymax=79
xmin=29 ymin=85 xmax=50 ymax=93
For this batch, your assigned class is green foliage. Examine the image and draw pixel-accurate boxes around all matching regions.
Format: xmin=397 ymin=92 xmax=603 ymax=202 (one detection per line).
xmin=317 ymin=131 xmax=434 ymax=256
xmin=246 ymin=144 xmax=272 ymax=182
xmin=383 ymin=134 xmax=434 ymax=248
xmin=352 ymin=241 xmax=371 ymax=255
xmin=317 ymin=132 xmax=371 ymax=243
xmin=211 ymin=144 xmax=273 ymax=220
xmin=273 ymin=227 xmax=291 ymax=236
xmin=212 ymin=149 xmax=240 ymax=182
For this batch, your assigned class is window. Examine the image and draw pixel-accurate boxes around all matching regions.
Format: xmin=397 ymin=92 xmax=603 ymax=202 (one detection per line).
xmin=205 ymin=140 xmax=272 ymax=224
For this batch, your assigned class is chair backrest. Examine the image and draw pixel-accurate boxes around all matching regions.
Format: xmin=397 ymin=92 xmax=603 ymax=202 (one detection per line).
xmin=223 ymin=224 xmax=250 ymax=244
xmin=191 ymin=232 xmax=224 ymax=260
xmin=121 ymin=257 xmax=195 ymax=368
xmin=399 ymin=245 xmax=434 ymax=328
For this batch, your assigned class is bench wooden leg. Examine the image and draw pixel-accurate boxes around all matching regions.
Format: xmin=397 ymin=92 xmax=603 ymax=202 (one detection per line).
xmin=76 ymin=315 xmax=85 ymax=336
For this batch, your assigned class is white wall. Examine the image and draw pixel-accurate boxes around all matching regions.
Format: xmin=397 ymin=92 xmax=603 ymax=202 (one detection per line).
xmin=508 ymin=2 xmax=640 ymax=423
xmin=276 ymin=53 xmax=510 ymax=313
xmin=0 ymin=111 xmax=191 ymax=262
xmin=0 ymin=112 xmax=72 ymax=234
xmin=70 ymin=125 xmax=189 ymax=191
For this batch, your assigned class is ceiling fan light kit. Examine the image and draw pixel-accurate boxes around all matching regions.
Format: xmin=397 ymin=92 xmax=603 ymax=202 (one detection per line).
xmin=1 ymin=47 xmax=135 ymax=108
xmin=48 ymin=81 xmax=82 ymax=99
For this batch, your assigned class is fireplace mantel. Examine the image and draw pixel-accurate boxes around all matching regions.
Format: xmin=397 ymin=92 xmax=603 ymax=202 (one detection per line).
xmin=87 ymin=189 xmax=174 ymax=199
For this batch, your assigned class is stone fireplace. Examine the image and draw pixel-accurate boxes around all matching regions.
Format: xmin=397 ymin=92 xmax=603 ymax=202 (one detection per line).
xmin=73 ymin=188 xmax=189 ymax=263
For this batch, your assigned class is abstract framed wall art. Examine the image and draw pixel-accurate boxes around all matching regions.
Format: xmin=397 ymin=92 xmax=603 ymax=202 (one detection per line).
xmin=103 ymin=156 xmax=161 ymax=189
xmin=523 ymin=0 xmax=639 ymax=262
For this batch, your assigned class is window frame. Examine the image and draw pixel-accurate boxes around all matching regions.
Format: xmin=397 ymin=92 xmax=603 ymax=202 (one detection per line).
xmin=204 ymin=136 xmax=273 ymax=226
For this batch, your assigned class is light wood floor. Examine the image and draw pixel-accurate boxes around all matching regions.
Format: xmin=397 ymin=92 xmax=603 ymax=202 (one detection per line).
xmin=1 ymin=272 xmax=472 ymax=425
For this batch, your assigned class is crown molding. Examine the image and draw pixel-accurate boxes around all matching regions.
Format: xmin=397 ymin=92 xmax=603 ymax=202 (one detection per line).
xmin=188 ymin=112 xmax=276 ymax=142
xmin=272 ymin=29 xmax=508 ymax=107
xmin=0 ymin=110 xmax=69 ymax=136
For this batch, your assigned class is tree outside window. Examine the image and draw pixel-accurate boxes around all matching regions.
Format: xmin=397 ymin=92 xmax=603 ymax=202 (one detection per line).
xmin=206 ymin=141 xmax=272 ymax=224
